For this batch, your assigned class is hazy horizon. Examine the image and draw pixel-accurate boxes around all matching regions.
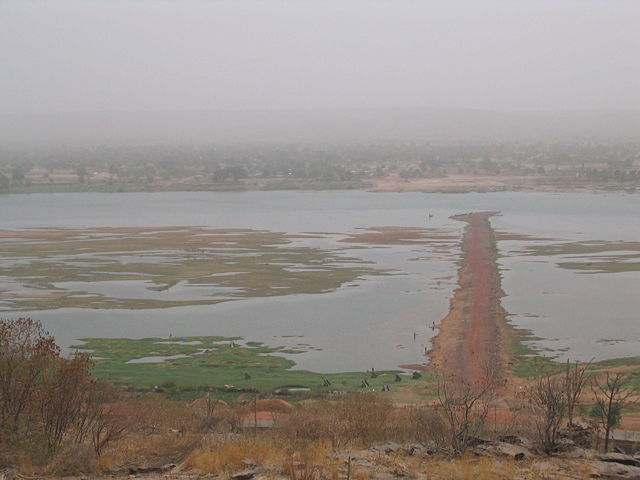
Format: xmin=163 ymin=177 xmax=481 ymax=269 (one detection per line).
xmin=2 ymin=0 xmax=639 ymax=145
xmin=2 ymin=108 xmax=640 ymax=146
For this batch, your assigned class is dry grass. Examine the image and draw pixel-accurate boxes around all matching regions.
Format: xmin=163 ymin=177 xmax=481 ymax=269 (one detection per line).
xmin=184 ymin=433 xmax=344 ymax=478
xmin=278 ymin=392 xmax=418 ymax=449
xmin=184 ymin=437 xmax=290 ymax=473
xmin=44 ymin=444 xmax=98 ymax=475
xmin=92 ymin=432 xmax=198 ymax=472
xmin=281 ymin=442 xmax=334 ymax=480
xmin=0 ymin=389 xmax=627 ymax=479
xmin=423 ymin=456 xmax=517 ymax=480
xmin=128 ymin=394 xmax=201 ymax=434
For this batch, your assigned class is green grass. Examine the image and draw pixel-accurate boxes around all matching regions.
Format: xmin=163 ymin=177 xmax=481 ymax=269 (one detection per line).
xmin=556 ymin=260 xmax=640 ymax=274
xmin=0 ymin=227 xmax=390 ymax=311
xmin=505 ymin=323 xmax=640 ymax=389
xmin=514 ymin=240 xmax=640 ymax=274
xmin=523 ymin=241 xmax=640 ymax=257
xmin=505 ymin=323 xmax=561 ymax=378
xmin=73 ymin=336 xmax=434 ymax=399
xmin=586 ymin=357 xmax=640 ymax=390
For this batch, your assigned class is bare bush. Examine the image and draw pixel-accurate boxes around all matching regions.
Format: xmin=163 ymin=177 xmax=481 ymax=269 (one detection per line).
xmin=191 ymin=393 xmax=234 ymax=432
xmin=564 ymin=359 xmax=591 ymax=427
xmin=80 ymin=386 xmax=132 ymax=458
xmin=280 ymin=401 xmax=349 ymax=449
xmin=529 ymin=374 xmax=567 ymax=454
xmin=433 ymin=373 xmax=496 ymax=455
xmin=340 ymin=392 xmax=393 ymax=446
xmin=279 ymin=392 xmax=395 ymax=449
xmin=414 ymin=407 xmax=448 ymax=450
xmin=39 ymin=353 xmax=96 ymax=453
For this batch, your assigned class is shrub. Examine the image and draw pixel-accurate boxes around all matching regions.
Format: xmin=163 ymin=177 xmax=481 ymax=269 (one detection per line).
xmin=590 ymin=373 xmax=635 ymax=452
xmin=528 ymin=374 xmax=567 ymax=454
xmin=434 ymin=375 xmax=496 ymax=455
xmin=0 ymin=318 xmax=126 ymax=466
xmin=0 ymin=318 xmax=59 ymax=434
xmin=279 ymin=392 xmax=395 ymax=449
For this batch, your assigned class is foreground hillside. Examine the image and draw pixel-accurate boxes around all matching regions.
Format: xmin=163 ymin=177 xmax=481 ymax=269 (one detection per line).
xmin=2 ymin=317 xmax=640 ymax=479
xmin=2 ymin=387 xmax=640 ymax=480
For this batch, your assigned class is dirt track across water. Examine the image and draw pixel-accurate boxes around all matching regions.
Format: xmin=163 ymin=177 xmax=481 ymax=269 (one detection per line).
xmin=428 ymin=211 xmax=507 ymax=383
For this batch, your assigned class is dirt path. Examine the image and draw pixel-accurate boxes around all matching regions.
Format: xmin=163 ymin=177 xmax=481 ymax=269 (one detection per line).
xmin=428 ymin=211 xmax=507 ymax=383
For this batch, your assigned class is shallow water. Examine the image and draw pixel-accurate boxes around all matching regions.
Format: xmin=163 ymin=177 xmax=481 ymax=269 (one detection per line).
xmin=52 ymin=279 xmax=241 ymax=301
xmin=2 ymin=190 xmax=639 ymax=370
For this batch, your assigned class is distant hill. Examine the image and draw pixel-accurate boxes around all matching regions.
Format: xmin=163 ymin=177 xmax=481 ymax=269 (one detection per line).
xmin=1 ymin=108 xmax=639 ymax=146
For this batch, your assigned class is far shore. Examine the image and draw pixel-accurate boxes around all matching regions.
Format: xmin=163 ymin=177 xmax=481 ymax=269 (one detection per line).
xmin=2 ymin=173 xmax=638 ymax=195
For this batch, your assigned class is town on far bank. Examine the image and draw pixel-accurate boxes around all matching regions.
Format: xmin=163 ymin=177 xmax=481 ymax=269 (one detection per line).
xmin=1 ymin=140 xmax=639 ymax=194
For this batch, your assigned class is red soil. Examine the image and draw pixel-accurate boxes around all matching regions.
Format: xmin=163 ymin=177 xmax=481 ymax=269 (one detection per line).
xmin=428 ymin=212 xmax=507 ymax=383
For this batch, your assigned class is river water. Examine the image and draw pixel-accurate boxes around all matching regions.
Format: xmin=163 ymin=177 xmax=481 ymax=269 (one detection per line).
xmin=1 ymin=190 xmax=638 ymax=371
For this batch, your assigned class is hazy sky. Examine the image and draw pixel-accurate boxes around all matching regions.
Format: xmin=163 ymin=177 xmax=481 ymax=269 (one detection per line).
xmin=1 ymin=0 xmax=638 ymax=114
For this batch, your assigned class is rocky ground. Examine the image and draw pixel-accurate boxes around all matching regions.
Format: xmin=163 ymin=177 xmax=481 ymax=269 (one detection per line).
xmin=5 ymin=438 xmax=638 ymax=480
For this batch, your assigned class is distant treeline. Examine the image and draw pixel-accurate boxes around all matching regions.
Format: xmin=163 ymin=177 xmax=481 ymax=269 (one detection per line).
xmin=1 ymin=141 xmax=639 ymax=192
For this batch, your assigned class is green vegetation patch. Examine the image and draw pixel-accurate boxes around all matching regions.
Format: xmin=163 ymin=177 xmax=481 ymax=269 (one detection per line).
xmin=556 ymin=260 xmax=640 ymax=274
xmin=505 ymin=323 xmax=559 ymax=378
xmin=517 ymin=240 xmax=640 ymax=274
xmin=506 ymin=323 xmax=640 ymax=387
xmin=72 ymin=336 xmax=433 ymax=398
xmin=523 ymin=240 xmax=640 ymax=257
xmin=586 ymin=357 xmax=640 ymax=390
xmin=0 ymin=227 xmax=390 ymax=311
xmin=340 ymin=226 xmax=458 ymax=246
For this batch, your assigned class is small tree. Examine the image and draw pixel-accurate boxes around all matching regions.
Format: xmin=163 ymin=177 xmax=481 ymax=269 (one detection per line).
xmin=0 ymin=318 xmax=60 ymax=433
xmin=435 ymin=372 xmax=496 ymax=455
xmin=529 ymin=374 xmax=567 ymax=454
xmin=89 ymin=411 xmax=128 ymax=457
xmin=0 ymin=318 xmax=118 ymax=461
xmin=39 ymin=352 xmax=94 ymax=453
xmin=564 ymin=359 xmax=592 ymax=426
xmin=590 ymin=373 xmax=635 ymax=452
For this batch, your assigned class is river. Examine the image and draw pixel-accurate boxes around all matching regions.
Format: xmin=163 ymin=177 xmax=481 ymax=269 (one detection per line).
xmin=1 ymin=190 xmax=638 ymax=371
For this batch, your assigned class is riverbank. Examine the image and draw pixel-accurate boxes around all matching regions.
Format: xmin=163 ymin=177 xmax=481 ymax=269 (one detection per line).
xmin=3 ymin=174 xmax=638 ymax=195
xmin=369 ymin=175 xmax=639 ymax=194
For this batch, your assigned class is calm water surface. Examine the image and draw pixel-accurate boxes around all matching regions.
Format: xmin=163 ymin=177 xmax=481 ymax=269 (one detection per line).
xmin=1 ymin=191 xmax=638 ymax=370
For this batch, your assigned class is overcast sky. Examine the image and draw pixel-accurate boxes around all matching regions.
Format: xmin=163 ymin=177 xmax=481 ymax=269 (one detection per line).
xmin=1 ymin=0 xmax=638 ymax=114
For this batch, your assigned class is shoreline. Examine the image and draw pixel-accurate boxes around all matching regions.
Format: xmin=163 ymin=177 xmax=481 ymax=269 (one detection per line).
xmin=1 ymin=175 xmax=637 ymax=196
